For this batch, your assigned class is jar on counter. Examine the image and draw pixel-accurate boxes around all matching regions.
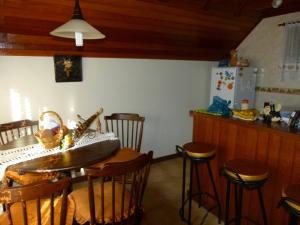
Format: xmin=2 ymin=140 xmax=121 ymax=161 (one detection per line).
xmin=241 ymin=99 xmax=249 ymax=110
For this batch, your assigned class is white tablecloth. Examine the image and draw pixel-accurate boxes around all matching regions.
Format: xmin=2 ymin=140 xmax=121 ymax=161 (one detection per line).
xmin=0 ymin=132 xmax=117 ymax=181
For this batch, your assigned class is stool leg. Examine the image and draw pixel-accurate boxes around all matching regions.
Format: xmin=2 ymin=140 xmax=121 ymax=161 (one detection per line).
xmin=257 ymin=187 xmax=268 ymax=225
xmin=236 ymin=185 xmax=243 ymax=225
xmin=234 ymin=184 xmax=243 ymax=225
xmin=195 ymin=163 xmax=202 ymax=207
xmin=289 ymin=214 xmax=298 ymax=225
xmin=188 ymin=161 xmax=194 ymax=225
xmin=224 ymin=180 xmax=231 ymax=225
xmin=180 ymin=156 xmax=187 ymax=220
xmin=206 ymin=162 xmax=222 ymax=224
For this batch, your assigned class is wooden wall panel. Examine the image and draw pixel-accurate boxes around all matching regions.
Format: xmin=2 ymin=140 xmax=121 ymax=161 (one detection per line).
xmin=191 ymin=112 xmax=300 ymax=225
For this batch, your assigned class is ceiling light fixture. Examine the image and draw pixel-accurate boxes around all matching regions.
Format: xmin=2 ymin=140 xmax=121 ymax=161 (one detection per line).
xmin=272 ymin=0 xmax=283 ymax=8
xmin=50 ymin=0 xmax=105 ymax=46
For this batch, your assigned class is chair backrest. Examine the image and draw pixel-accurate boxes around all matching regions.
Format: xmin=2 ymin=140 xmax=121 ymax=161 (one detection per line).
xmin=0 ymin=177 xmax=71 ymax=225
xmin=84 ymin=151 xmax=153 ymax=225
xmin=0 ymin=120 xmax=38 ymax=145
xmin=104 ymin=113 xmax=145 ymax=152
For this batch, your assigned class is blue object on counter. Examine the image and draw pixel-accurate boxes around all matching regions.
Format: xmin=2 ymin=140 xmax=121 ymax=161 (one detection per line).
xmin=280 ymin=111 xmax=292 ymax=124
xmin=208 ymin=96 xmax=231 ymax=116
xmin=280 ymin=111 xmax=292 ymax=118
xmin=218 ymin=59 xmax=229 ymax=67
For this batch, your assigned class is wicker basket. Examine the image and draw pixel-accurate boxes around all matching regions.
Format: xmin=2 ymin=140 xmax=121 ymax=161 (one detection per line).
xmin=35 ymin=111 xmax=64 ymax=149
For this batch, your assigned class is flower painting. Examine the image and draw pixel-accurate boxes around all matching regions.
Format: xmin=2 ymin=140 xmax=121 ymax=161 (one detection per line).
xmin=54 ymin=55 xmax=82 ymax=82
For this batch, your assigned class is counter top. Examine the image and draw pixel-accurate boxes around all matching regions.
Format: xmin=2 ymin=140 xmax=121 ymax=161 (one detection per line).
xmin=190 ymin=111 xmax=300 ymax=138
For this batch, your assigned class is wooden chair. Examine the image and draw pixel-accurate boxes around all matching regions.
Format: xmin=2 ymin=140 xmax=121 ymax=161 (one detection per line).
xmin=72 ymin=113 xmax=145 ymax=182
xmin=105 ymin=113 xmax=145 ymax=152
xmin=0 ymin=177 xmax=75 ymax=225
xmin=0 ymin=120 xmax=58 ymax=186
xmin=0 ymin=120 xmax=38 ymax=145
xmin=70 ymin=151 xmax=153 ymax=225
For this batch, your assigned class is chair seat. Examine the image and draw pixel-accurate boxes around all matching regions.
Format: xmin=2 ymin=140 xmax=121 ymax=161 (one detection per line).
xmin=282 ymin=184 xmax=300 ymax=212
xmin=70 ymin=181 xmax=135 ymax=225
xmin=92 ymin=148 xmax=141 ymax=169
xmin=4 ymin=170 xmax=59 ymax=185
xmin=183 ymin=142 xmax=216 ymax=159
xmin=224 ymin=158 xmax=268 ymax=182
xmin=0 ymin=196 xmax=75 ymax=225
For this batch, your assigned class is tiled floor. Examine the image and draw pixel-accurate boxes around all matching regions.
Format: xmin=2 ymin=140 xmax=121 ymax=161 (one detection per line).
xmin=141 ymin=157 xmax=223 ymax=225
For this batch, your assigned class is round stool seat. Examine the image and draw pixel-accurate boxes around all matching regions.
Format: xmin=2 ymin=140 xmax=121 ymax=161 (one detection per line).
xmin=224 ymin=158 xmax=268 ymax=182
xmin=183 ymin=142 xmax=216 ymax=159
xmin=282 ymin=184 xmax=300 ymax=212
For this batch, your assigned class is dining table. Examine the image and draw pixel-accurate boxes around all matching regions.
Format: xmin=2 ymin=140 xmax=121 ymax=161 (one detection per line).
xmin=0 ymin=133 xmax=120 ymax=179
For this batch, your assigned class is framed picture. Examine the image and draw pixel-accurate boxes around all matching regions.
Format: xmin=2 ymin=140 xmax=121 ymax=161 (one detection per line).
xmin=54 ymin=55 xmax=82 ymax=82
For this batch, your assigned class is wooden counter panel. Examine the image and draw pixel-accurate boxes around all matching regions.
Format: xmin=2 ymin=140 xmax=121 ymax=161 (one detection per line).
xmin=192 ymin=112 xmax=300 ymax=225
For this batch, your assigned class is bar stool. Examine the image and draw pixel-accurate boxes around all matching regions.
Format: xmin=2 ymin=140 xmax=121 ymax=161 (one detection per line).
xmin=176 ymin=142 xmax=221 ymax=225
xmin=279 ymin=184 xmax=300 ymax=225
xmin=222 ymin=158 xmax=269 ymax=225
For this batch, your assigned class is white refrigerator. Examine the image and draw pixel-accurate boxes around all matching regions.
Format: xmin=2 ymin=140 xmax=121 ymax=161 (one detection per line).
xmin=209 ymin=67 xmax=257 ymax=109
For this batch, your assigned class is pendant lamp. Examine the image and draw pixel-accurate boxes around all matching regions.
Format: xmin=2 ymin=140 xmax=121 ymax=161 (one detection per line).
xmin=50 ymin=0 xmax=105 ymax=46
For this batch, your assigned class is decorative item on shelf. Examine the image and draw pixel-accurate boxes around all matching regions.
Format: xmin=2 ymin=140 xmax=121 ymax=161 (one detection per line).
xmin=271 ymin=103 xmax=282 ymax=122
xmin=73 ymin=108 xmax=103 ymax=140
xmin=230 ymin=49 xmax=238 ymax=66
xmin=230 ymin=49 xmax=249 ymax=67
xmin=207 ymin=96 xmax=231 ymax=116
xmin=263 ymin=102 xmax=272 ymax=123
xmin=263 ymin=102 xmax=282 ymax=123
xmin=35 ymin=111 xmax=67 ymax=149
xmin=236 ymin=58 xmax=249 ymax=67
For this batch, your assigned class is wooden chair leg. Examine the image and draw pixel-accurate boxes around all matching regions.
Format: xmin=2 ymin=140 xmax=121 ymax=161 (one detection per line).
xmin=289 ymin=214 xmax=298 ymax=225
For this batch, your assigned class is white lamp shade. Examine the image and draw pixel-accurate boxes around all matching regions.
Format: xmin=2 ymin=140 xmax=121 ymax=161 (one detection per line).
xmin=50 ymin=19 xmax=105 ymax=39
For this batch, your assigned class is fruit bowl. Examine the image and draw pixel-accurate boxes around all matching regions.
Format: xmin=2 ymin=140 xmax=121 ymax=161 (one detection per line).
xmin=232 ymin=109 xmax=260 ymax=121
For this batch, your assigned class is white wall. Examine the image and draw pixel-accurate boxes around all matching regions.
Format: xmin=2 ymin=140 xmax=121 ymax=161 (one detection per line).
xmin=238 ymin=12 xmax=300 ymax=109
xmin=0 ymin=56 xmax=215 ymax=157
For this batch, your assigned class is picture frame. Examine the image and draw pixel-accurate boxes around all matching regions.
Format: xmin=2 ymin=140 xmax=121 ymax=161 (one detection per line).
xmin=54 ymin=55 xmax=82 ymax=82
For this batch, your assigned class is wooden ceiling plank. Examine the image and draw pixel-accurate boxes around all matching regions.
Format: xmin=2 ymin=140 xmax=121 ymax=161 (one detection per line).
xmin=0 ymin=11 xmax=256 ymax=42
xmin=0 ymin=25 xmax=246 ymax=51
xmin=0 ymin=37 xmax=229 ymax=61
xmin=2 ymin=31 xmax=234 ymax=52
xmin=0 ymin=14 xmax=252 ymax=43
xmin=0 ymin=1 xmax=260 ymax=29
xmin=0 ymin=48 xmax=229 ymax=61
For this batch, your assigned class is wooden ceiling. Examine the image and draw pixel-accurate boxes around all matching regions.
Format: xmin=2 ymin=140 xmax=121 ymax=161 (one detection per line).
xmin=0 ymin=0 xmax=299 ymax=60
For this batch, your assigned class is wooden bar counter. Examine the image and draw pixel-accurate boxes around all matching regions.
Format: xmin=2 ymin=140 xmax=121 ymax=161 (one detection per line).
xmin=191 ymin=112 xmax=300 ymax=225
